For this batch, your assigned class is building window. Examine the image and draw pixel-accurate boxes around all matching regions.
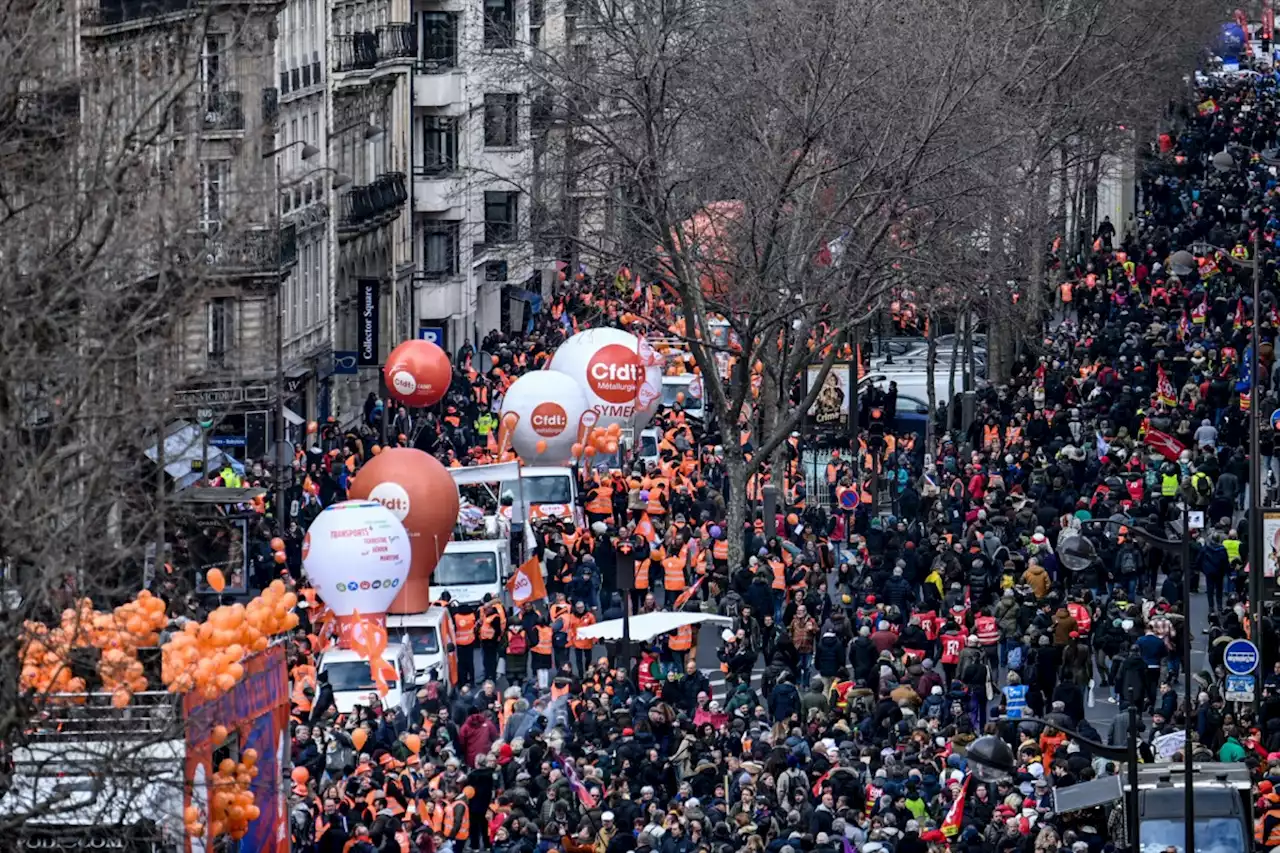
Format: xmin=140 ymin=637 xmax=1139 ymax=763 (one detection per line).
xmin=208 ymin=297 xmax=232 ymax=367
xmin=420 ymin=12 xmax=458 ymax=69
xmin=483 ymin=94 xmax=518 ymax=148
xmin=483 ymin=0 xmax=515 ymax=48
xmin=199 ymin=160 xmax=228 ymax=232
xmin=421 ymin=116 xmax=457 ymax=174
xmin=423 ymin=222 xmax=460 ymax=277
xmin=201 ymin=34 xmax=225 ymax=95
xmin=484 ymin=191 xmax=518 ymax=244
xmin=484 ymin=260 xmax=509 ymax=281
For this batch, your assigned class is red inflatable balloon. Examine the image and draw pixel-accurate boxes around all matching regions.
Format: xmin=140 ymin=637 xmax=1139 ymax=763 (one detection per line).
xmin=347 ymin=448 xmax=459 ymax=613
xmin=384 ymin=340 xmax=452 ymax=408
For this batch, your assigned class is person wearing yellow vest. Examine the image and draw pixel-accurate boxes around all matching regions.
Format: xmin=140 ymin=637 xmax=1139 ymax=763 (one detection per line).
xmin=452 ymin=606 xmax=477 ymax=686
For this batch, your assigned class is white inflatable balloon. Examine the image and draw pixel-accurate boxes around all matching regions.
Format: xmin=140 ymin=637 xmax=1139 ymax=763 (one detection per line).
xmin=500 ymin=370 xmax=589 ymax=464
xmin=303 ymin=500 xmax=412 ymax=617
xmin=549 ymin=328 xmax=663 ymax=430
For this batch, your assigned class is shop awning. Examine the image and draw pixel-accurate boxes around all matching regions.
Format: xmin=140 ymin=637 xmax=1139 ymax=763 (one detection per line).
xmin=175 ymin=487 xmax=268 ymax=505
xmin=1052 ymin=776 xmax=1121 ymax=815
xmin=573 ymin=612 xmax=733 ymax=643
xmin=283 ymin=407 xmax=305 ymax=427
xmin=144 ymin=422 xmax=245 ymax=490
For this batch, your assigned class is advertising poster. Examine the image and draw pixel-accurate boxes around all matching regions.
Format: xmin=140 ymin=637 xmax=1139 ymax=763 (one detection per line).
xmin=807 ymin=363 xmax=852 ymax=429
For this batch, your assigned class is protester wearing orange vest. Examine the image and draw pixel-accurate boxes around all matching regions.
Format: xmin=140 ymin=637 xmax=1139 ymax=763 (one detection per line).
xmin=452 ymin=606 xmax=477 ymax=686
xmin=477 ymin=595 xmax=506 ymax=682
xmin=565 ymin=599 xmax=597 ymax=675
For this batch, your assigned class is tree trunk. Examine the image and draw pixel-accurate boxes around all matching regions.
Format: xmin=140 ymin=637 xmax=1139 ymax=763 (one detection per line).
xmin=724 ymin=449 xmax=748 ymax=571
xmin=926 ymin=311 xmax=937 ymax=446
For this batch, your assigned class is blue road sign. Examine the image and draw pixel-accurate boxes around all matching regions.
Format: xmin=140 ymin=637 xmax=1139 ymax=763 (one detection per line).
xmin=418 ymin=326 xmax=445 ymax=346
xmin=1224 ymin=638 xmax=1260 ymax=675
xmin=1271 ymin=408 xmax=1280 ymax=430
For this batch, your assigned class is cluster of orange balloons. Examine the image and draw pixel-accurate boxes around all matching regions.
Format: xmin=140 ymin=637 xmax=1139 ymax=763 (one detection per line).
xmin=269 ymin=537 xmax=287 ymax=567
xmin=571 ymin=423 xmax=623 ymax=459
xmin=19 ymin=591 xmax=169 ymax=706
xmin=162 ymin=580 xmax=299 ymax=698
xmin=185 ymin=750 xmax=261 ymax=840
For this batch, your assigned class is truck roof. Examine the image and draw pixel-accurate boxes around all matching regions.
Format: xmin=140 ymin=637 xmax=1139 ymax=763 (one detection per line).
xmin=319 ymin=643 xmax=403 ymax=665
xmin=515 ymin=466 xmax=573 ymax=477
xmin=388 ymin=610 xmax=447 ymax=627
xmin=445 ymin=539 xmax=507 ymax=553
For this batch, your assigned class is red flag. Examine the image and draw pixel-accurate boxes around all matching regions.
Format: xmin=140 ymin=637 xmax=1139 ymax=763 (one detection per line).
xmin=942 ymin=775 xmax=970 ymax=837
xmin=1235 ymin=298 xmax=1246 ymax=332
xmin=1145 ymin=428 xmax=1186 ymax=462
xmin=1242 ymin=390 xmax=1253 ymax=412
xmin=672 ymin=574 xmax=705 ymax=610
xmin=1156 ymin=365 xmax=1177 ymax=407
xmin=1192 ymin=297 xmax=1208 ymax=325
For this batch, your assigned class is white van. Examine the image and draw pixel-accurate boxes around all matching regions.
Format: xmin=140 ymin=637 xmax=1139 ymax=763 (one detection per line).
xmin=500 ymin=465 xmax=582 ymax=528
xmin=317 ymin=643 xmax=411 ymax=713
xmin=387 ymin=608 xmax=454 ymax=686
xmin=637 ymin=427 xmax=660 ymax=469
xmin=661 ymin=374 xmax=705 ymax=420
xmin=430 ymin=539 xmax=511 ymax=606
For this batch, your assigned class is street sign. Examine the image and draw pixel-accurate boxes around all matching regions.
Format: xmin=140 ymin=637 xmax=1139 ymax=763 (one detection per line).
xmin=1188 ymin=510 xmax=1205 ymax=531
xmin=418 ymin=326 xmax=445 ymax=346
xmin=1271 ymin=408 xmax=1280 ymax=430
xmin=1226 ymin=674 xmax=1256 ymax=703
xmin=1224 ymin=638 xmax=1260 ymax=675
xmin=334 ymin=351 xmax=359 ymax=375
xmin=196 ymin=408 xmax=215 ymax=430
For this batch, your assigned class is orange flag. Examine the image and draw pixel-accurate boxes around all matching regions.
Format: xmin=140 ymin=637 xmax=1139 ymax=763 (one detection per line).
xmin=505 ymin=556 xmax=548 ymax=605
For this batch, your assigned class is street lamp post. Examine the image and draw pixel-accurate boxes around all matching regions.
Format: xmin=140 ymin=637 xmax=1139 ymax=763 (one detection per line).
xmin=1065 ymin=516 xmax=1195 ymax=853
xmin=1212 ymin=149 xmax=1278 ymax=704
xmin=967 ymin=727 xmax=1140 ymax=848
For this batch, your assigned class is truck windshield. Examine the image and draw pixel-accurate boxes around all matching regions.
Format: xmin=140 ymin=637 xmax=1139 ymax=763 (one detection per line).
xmin=640 ymin=433 xmax=658 ymax=457
xmin=402 ymin=627 xmax=440 ymax=655
xmin=1140 ymin=817 xmax=1247 ymax=853
xmin=501 ymin=476 xmax=572 ymax=504
xmin=434 ymin=552 xmax=499 ymax=585
xmin=322 ymin=661 xmax=397 ymax=692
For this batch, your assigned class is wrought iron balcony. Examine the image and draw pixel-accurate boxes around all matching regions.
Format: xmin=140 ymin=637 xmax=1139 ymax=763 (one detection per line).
xmin=174 ymin=91 xmax=244 ymax=132
xmin=378 ymin=23 xmax=416 ymax=62
xmin=192 ymin=224 xmax=298 ymax=274
xmin=81 ymin=0 xmax=193 ymax=27
xmin=334 ymin=32 xmax=378 ymax=72
xmin=337 ymin=173 xmax=407 ymax=232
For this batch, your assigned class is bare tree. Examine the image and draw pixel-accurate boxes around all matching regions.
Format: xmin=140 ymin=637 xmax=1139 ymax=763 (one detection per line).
xmin=0 ymin=0 xmax=284 ymax=835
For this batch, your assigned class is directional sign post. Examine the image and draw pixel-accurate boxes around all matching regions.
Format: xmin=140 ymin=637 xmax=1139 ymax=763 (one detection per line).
xmin=196 ymin=407 xmax=215 ymax=430
xmin=1224 ymin=638 xmax=1260 ymax=676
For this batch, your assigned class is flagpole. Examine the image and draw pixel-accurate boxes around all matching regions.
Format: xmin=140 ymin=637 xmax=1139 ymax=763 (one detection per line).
xmin=1250 ymin=224 xmax=1264 ymax=722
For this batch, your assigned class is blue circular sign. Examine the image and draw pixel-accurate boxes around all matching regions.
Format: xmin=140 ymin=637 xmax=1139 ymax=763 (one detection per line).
xmin=1271 ymin=408 xmax=1280 ymax=430
xmin=1225 ymin=638 xmax=1260 ymax=675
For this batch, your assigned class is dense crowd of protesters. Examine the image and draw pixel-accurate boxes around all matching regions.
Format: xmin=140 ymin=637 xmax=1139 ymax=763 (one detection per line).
xmin=218 ymin=68 xmax=1280 ymax=853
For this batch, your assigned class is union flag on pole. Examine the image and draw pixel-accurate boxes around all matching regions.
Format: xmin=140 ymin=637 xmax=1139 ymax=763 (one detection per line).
xmin=505 ymin=556 xmax=548 ymax=605
xmin=1145 ymin=428 xmax=1187 ymax=462
xmin=1156 ymin=365 xmax=1177 ymax=407
xmin=1191 ymin=296 xmax=1208 ymax=325
xmin=1235 ymin=298 xmax=1246 ymax=331
xmin=1178 ymin=311 xmax=1191 ymax=341
xmin=941 ymin=774 xmax=970 ymax=837
xmin=1242 ymin=390 xmax=1252 ymax=412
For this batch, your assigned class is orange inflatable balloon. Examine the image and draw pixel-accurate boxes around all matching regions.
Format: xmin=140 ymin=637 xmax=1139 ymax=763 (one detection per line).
xmin=291 ymin=766 xmax=309 ymax=784
xmin=404 ymin=733 xmax=421 ymax=754
xmin=206 ymin=569 xmax=226 ymax=593
xmin=384 ymin=339 xmax=452 ymax=408
xmin=351 ymin=728 xmax=368 ymax=751
xmin=348 ymin=448 xmax=459 ymax=614
xmin=269 ymin=537 xmax=285 ymax=552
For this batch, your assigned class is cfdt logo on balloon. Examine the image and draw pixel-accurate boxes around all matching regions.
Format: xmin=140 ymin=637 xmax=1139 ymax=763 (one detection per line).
xmin=587 ymin=344 xmax=644 ymax=403
xmin=530 ymin=402 xmax=569 ymax=437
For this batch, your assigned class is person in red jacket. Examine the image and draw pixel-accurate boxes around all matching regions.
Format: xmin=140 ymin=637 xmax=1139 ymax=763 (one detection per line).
xmin=459 ymin=708 xmax=498 ymax=767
